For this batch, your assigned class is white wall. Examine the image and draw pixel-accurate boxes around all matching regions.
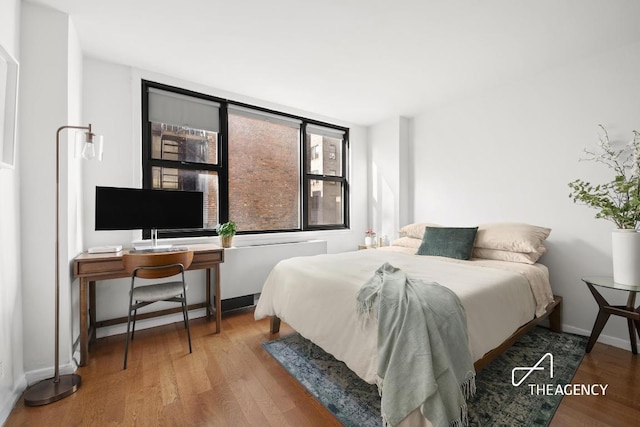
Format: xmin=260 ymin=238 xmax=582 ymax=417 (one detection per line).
xmin=411 ymin=40 xmax=640 ymax=348
xmin=81 ymin=58 xmax=369 ymax=337
xmin=0 ymin=0 xmax=24 ymax=422
xmin=66 ymin=19 xmax=84 ymax=346
xmin=19 ymin=3 xmax=84 ymax=383
xmin=368 ymin=116 xmax=411 ymax=244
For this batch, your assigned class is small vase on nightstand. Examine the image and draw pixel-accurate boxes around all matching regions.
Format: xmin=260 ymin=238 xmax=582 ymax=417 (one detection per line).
xmin=364 ymin=236 xmax=373 ymax=246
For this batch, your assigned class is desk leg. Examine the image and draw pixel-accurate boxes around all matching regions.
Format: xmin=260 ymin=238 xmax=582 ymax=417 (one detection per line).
xmin=79 ymin=277 xmax=89 ymax=367
xmin=214 ymin=264 xmax=221 ymax=334
xmin=89 ymin=280 xmax=97 ymax=344
xmin=206 ymin=268 xmax=212 ymax=320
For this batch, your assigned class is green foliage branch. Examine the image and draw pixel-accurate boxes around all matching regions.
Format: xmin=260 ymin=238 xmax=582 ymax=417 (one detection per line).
xmin=568 ymin=126 xmax=640 ymax=229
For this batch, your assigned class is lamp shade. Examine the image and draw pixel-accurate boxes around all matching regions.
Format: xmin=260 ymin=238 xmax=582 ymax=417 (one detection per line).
xmin=76 ymin=132 xmax=104 ymax=161
xmin=82 ymin=134 xmax=103 ymax=161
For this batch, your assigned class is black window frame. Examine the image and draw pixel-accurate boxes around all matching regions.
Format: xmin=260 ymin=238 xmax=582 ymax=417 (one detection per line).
xmin=141 ymin=80 xmax=350 ymax=238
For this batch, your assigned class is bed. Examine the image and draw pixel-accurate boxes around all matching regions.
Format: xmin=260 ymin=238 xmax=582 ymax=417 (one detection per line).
xmin=255 ymin=223 xmax=562 ymax=427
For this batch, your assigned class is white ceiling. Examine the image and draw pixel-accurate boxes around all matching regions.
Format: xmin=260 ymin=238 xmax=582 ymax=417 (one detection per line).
xmin=28 ymin=0 xmax=640 ymax=125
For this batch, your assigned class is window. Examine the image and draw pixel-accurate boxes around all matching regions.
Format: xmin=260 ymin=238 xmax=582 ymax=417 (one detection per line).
xmin=228 ymin=106 xmax=301 ymax=232
xmin=142 ymin=80 xmax=349 ymax=237
xmin=144 ymin=87 xmax=221 ymax=235
xmin=304 ymin=125 xmax=347 ymax=227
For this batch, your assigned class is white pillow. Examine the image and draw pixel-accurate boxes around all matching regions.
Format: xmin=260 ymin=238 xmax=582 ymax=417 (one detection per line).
xmin=391 ymin=236 xmax=422 ymax=249
xmin=399 ymin=222 xmax=440 ymax=239
xmin=472 ymin=246 xmax=546 ymax=264
xmin=474 ymin=222 xmax=551 ymax=253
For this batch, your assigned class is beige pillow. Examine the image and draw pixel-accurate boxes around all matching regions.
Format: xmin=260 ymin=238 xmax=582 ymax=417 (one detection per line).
xmin=399 ymin=222 xmax=440 ymax=239
xmin=391 ymin=236 xmax=422 ymax=249
xmin=474 ymin=222 xmax=551 ymax=253
xmin=472 ymin=246 xmax=546 ymax=264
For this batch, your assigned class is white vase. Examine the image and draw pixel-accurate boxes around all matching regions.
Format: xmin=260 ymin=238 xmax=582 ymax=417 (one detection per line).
xmin=364 ymin=236 xmax=373 ymax=246
xmin=611 ymin=229 xmax=640 ymax=285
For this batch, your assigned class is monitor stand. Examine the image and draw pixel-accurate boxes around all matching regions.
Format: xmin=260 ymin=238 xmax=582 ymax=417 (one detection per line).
xmin=133 ymin=229 xmax=173 ymax=251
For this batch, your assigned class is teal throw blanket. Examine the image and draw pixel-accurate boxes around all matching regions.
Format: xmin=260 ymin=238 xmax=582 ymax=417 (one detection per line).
xmin=356 ymin=263 xmax=475 ymax=427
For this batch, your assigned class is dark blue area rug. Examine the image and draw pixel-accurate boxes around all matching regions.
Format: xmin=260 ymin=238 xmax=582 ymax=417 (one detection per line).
xmin=262 ymin=327 xmax=587 ymax=427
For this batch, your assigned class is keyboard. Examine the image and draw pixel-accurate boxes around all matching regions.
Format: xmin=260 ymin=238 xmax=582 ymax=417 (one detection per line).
xmin=130 ymin=246 xmax=188 ymax=254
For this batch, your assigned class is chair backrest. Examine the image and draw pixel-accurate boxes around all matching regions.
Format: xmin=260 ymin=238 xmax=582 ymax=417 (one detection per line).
xmin=123 ymin=250 xmax=194 ymax=279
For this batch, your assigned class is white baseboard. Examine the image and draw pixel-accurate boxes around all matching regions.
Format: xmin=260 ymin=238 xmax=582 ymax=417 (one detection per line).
xmin=560 ymin=324 xmax=632 ymax=351
xmin=24 ymin=360 xmax=78 ymax=386
xmin=0 ymin=374 xmax=27 ymax=426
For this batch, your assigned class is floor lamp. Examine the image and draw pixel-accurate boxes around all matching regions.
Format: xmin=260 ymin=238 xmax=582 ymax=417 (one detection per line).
xmin=23 ymin=124 xmax=103 ymax=406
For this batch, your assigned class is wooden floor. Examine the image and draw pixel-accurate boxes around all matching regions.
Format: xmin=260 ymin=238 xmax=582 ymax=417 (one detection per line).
xmin=5 ymin=308 xmax=640 ymax=426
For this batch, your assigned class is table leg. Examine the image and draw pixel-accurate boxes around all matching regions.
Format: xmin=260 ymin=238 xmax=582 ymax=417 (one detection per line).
xmin=214 ymin=264 xmax=221 ymax=334
xmin=585 ymin=282 xmax=611 ymax=353
xmin=206 ymin=268 xmax=212 ymax=320
xmin=626 ymin=292 xmax=637 ymax=354
xmin=587 ymin=310 xmax=610 ymax=353
xmin=89 ymin=280 xmax=96 ymax=344
xmin=79 ymin=277 xmax=89 ymax=366
xmin=628 ymin=319 xmax=638 ymax=354
xmin=635 ymin=305 xmax=640 ymax=342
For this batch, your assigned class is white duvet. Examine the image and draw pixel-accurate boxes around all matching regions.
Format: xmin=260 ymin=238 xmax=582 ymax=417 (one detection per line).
xmin=255 ymin=247 xmax=555 ymax=426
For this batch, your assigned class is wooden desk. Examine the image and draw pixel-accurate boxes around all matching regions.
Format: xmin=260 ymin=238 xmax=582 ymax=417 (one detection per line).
xmin=73 ymin=243 xmax=224 ymax=367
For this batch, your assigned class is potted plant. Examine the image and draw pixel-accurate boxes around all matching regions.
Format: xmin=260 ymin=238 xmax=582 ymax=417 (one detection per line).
xmin=364 ymin=229 xmax=376 ymax=246
xmin=568 ymin=125 xmax=640 ymax=284
xmin=216 ymin=221 xmax=237 ymax=248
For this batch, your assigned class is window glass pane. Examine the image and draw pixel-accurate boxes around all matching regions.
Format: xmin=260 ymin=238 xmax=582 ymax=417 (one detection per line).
xmin=152 ymin=166 xmax=218 ymax=229
xmin=306 ymin=132 xmax=342 ymax=176
xmin=151 ymin=122 xmax=218 ymax=164
xmin=308 ymin=180 xmax=344 ymax=226
xmin=228 ymin=111 xmax=300 ymax=231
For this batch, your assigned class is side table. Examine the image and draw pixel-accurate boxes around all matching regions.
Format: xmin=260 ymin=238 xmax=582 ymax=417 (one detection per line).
xmin=582 ymin=276 xmax=640 ymax=354
xmin=357 ymin=244 xmax=377 ymax=250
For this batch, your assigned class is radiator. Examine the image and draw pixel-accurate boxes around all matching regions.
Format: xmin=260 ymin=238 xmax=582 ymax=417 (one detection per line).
xmin=219 ymin=240 xmax=327 ymax=300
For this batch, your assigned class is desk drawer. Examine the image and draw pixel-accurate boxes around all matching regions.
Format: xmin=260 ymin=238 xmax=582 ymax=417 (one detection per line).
xmin=192 ymin=250 xmax=223 ymax=266
xmin=76 ymin=259 xmax=126 ymax=277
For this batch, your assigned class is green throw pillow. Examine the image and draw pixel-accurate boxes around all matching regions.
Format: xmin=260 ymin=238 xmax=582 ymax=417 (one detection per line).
xmin=416 ymin=226 xmax=478 ymax=260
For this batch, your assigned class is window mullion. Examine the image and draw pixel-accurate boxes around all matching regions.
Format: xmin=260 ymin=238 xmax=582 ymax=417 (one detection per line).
xmin=301 ymin=123 xmax=309 ymax=230
xmin=219 ymin=103 xmax=230 ymax=225
xmin=343 ymin=130 xmax=350 ymax=229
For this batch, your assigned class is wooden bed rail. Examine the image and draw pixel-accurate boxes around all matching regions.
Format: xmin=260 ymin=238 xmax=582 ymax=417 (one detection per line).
xmin=474 ymin=295 xmax=563 ymax=371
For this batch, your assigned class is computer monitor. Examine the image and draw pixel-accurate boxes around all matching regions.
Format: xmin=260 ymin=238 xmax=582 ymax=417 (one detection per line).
xmin=95 ymin=186 xmax=203 ymax=248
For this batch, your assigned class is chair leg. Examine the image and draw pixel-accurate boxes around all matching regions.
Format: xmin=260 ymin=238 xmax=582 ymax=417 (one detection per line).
xmin=124 ymin=305 xmax=133 ymax=370
xmin=182 ymin=295 xmax=192 ymax=354
xmin=181 ymin=299 xmax=188 ymax=329
xmin=131 ymin=305 xmax=138 ymax=340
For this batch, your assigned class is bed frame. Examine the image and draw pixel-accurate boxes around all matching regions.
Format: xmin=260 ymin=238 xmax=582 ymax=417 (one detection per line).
xmin=268 ymin=295 xmax=563 ymax=372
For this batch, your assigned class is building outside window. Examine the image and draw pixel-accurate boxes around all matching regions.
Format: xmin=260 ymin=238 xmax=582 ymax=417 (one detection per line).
xmin=228 ymin=106 xmax=301 ymax=232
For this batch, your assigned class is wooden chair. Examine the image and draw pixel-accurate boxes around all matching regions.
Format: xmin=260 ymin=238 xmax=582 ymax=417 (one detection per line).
xmin=122 ymin=250 xmax=194 ymax=369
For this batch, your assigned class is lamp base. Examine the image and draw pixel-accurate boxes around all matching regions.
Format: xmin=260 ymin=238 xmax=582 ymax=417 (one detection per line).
xmin=23 ymin=374 xmax=81 ymax=406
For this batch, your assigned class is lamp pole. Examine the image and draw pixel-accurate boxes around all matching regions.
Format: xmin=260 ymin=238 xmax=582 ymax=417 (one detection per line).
xmin=23 ymin=124 xmax=97 ymax=406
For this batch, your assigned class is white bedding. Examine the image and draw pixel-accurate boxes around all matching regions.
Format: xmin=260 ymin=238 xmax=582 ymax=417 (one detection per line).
xmin=255 ymin=247 xmax=555 ymax=426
